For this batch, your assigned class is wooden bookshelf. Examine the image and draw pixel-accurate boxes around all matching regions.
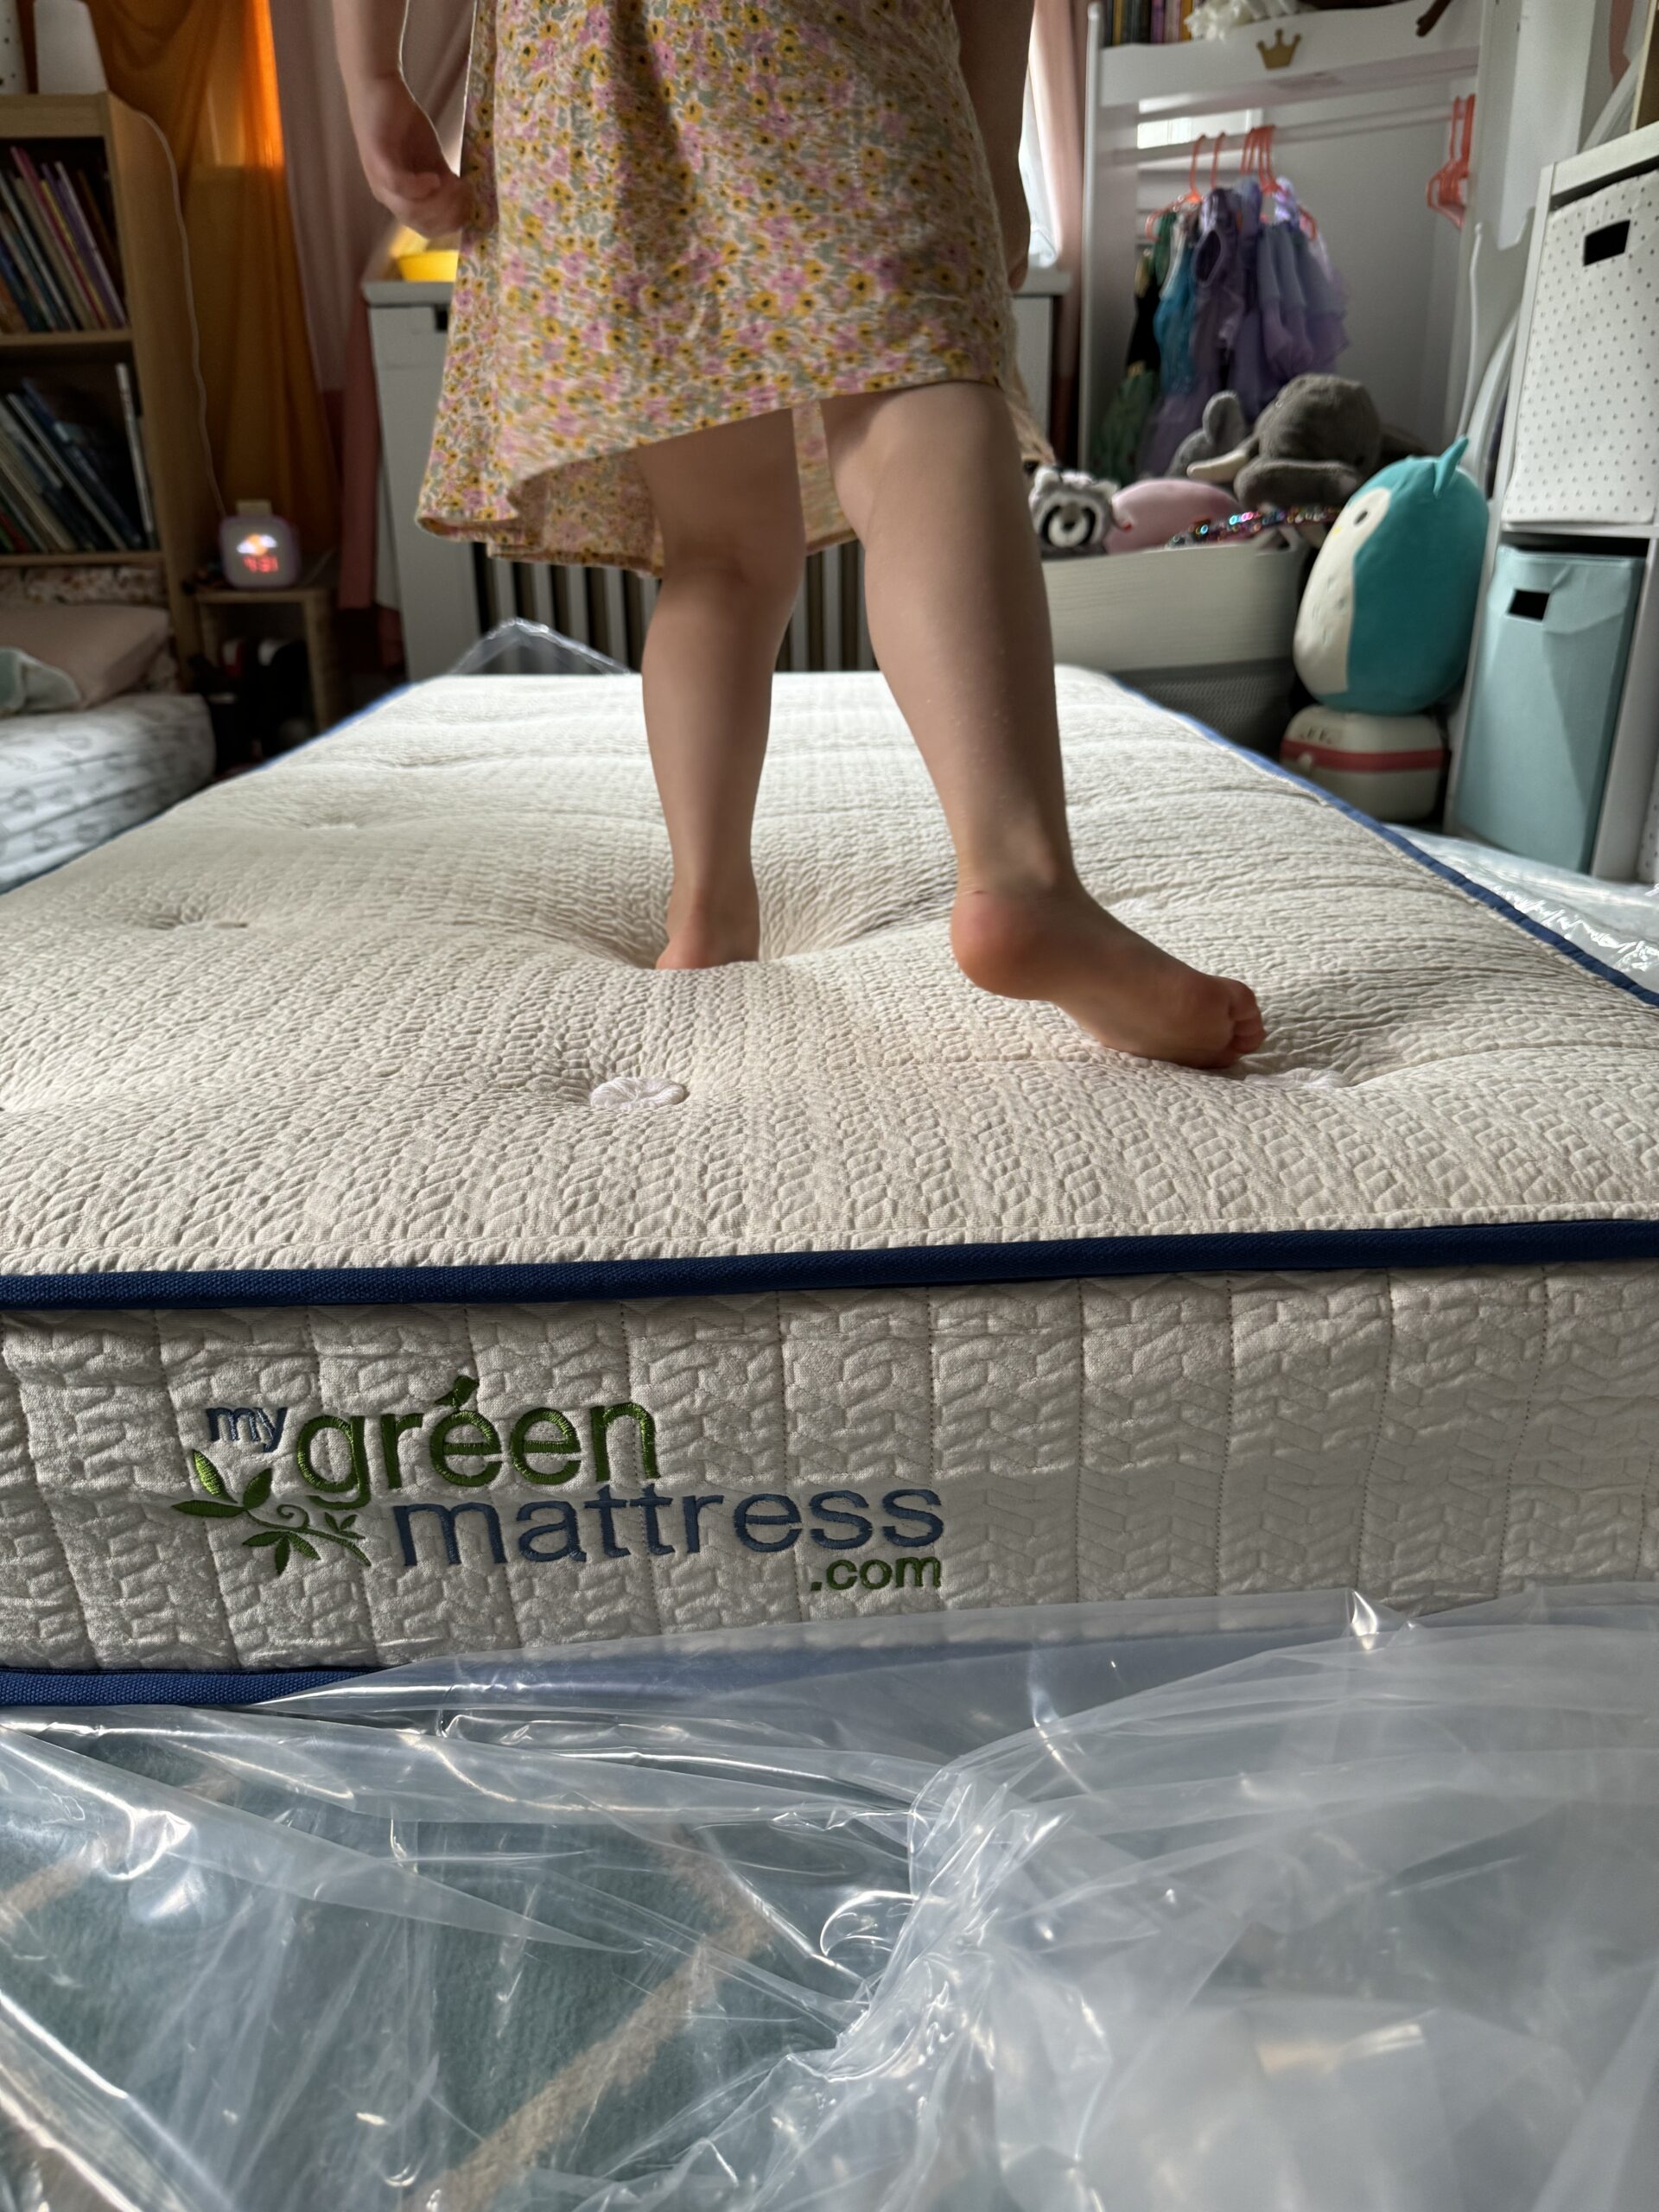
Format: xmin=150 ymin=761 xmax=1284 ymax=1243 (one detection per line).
xmin=0 ymin=93 xmax=218 ymax=659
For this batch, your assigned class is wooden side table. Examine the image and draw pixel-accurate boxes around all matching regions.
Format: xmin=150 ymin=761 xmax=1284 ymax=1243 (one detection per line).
xmin=194 ymin=556 xmax=346 ymax=734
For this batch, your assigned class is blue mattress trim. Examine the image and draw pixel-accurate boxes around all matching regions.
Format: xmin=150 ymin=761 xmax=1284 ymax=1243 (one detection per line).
xmin=7 ymin=699 xmax=1656 ymax=1316
xmin=1188 ymin=714 xmax=1659 ymax=1019
xmin=0 ymin=1666 xmax=363 ymax=1707
xmin=5 ymin=1217 xmax=1659 ymax=1312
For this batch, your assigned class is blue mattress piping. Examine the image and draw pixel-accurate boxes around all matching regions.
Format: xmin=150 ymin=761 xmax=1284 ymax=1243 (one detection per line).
xmin=4 ymin=1217 xmax=1659 ymax=1313
xmin=0 ymin=1667 xmax=364 ymax=1707
xmin=1182 ymin=712 xmax=1659 ymax=1019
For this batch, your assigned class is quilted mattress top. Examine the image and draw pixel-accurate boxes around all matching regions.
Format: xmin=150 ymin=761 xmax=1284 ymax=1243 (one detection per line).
xmin=3 ymin=668 xmax=1657 ymax=1306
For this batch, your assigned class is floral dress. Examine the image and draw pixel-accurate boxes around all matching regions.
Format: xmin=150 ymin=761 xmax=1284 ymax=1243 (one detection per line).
xmin=420 ymin=0 xmax=1049 ymax=575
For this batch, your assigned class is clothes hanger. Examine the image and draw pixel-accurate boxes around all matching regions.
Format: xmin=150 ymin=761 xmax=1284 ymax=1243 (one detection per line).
xmin=1427 ymin=94 xmax=1475 ymax=227
xmin=1248 ymin=123 xmax=1319 ymax=240
xmin=1145 ymin=132 xmax=1211 ymax=240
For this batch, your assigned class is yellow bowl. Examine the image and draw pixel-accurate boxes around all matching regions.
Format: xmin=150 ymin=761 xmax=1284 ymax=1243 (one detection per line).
xmin=397 ymin=249 xmax=461 ymax=283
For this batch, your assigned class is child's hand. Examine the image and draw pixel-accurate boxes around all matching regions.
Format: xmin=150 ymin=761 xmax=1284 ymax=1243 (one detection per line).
xmin=350 ymin=75 xmax=470 ymax=236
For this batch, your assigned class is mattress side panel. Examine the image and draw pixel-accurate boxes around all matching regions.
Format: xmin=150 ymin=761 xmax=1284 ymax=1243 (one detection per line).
xmin=0 ymin=1265 xmax=1654 ymax=1670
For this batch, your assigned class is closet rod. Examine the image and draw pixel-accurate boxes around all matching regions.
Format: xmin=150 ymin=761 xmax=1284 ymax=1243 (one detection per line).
xmin=1110 ymin=103 xmax=1452 ymax=170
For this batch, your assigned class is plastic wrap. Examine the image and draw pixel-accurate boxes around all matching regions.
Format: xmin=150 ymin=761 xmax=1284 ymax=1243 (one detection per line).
xmin=1409 ymin=828 xmax=1659 ymax=986
xmin=449 ymin=619 xmax=628 ymax=677
xmin=3 ymin=1589 xmax=1659 ymax=2209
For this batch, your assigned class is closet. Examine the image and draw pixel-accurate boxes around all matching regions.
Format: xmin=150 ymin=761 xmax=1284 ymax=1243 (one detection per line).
xmin=1077 ymin=0 xmax=1628 ymax=484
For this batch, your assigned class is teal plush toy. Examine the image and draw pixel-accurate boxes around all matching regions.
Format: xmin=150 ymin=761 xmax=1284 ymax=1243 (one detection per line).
xmin=1294 ymin=440 xmax=1488 ymax=715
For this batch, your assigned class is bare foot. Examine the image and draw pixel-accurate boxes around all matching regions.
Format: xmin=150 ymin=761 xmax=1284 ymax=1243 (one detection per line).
xmin=951 ymin=883 xmax=1265 ymax=1070
xmin=656 ymin=889 xmax=760 ymax=971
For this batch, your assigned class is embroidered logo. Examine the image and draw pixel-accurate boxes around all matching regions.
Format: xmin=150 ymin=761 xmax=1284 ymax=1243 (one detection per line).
xmin=173 ymin=1451 xmax=369 ymax=1577
xmin=170 ymin=1373 xmax=946 ymax=1591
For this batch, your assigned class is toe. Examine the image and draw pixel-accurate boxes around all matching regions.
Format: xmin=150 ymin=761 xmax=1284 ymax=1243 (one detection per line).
xmin=1225 ymin=982 xmax=1266 ymax=1055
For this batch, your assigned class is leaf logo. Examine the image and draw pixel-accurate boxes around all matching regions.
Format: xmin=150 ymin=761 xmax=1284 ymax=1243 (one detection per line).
xmin=173 ymin=1452 xmax=369 ymax=1578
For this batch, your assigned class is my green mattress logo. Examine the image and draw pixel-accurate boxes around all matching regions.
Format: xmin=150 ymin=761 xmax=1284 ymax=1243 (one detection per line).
xmin=174 ymin=1373 xmax=944 ymax=1589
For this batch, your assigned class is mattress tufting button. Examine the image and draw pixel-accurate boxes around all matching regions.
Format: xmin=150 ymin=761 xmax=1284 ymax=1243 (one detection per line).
xmin=590 ymin=1076 xmax=689 ymax=1111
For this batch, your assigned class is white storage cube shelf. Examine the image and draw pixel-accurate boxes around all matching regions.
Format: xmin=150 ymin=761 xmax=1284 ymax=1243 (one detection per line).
xmin=1450 ymin=125 xmax=1659 ymax=884
xmin=1502 ymin=163 xmax=1659 ymax=532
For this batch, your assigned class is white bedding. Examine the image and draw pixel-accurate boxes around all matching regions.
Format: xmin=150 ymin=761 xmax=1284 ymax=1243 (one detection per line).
xmin=0 ymin=669 xmax=1655 ymax=1672
xmin=0 ymin=691 xmax=213 ymax=892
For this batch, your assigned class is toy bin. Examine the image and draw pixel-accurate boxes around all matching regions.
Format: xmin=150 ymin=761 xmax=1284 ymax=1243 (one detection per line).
xmin=1042 ymin=543 xmax=1308 ymax=752
xmin=1452 ymin=543 xmax=1643 ymax=872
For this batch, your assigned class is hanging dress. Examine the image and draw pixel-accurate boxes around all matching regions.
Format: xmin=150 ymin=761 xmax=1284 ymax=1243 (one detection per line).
xmin=419 ymin=0 xmax=1050 ymax=575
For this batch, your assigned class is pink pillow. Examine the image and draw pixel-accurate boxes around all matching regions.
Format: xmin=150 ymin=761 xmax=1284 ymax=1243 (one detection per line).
xmin=1106 ymin=479 xmax=1237 ymax=555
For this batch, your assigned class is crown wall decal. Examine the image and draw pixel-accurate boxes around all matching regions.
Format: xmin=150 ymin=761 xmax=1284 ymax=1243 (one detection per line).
xmin=1258 ymin=30 xmax=1302 ymax=70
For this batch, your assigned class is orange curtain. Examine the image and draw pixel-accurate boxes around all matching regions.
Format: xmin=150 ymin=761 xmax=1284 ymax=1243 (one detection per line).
xmin=84 ymin=0 xmax=340 ymax=554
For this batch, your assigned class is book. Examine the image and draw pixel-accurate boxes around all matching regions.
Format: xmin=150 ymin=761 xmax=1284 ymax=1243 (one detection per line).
xmin=2 ymin=397 xmax=109 ymax=549
xmin=0 ymin=149 xmax=124 ymax=334
xmin=49 ymin=161 xmax=125 ymax=326
xmin=0 ymin=434 xmax=72 ymax=552
xmin=12 ymin=149 xmax=103 ymax=328
xmin=0 ymin=376 xmax=151 ymax=554
xmin=0 ymin=175 xmax=73 ymax=329
xmin=114 ymin=362 xmax=157 ymax=546
xmin=15 ymin=380 xmax=143 ymax=548
xmin=0 ymin=176 xmax=71 ymax=327
xmin=0 ymin=226 xmax=45 ymax=332
xmin=74 ymin=169 xmax=126 ymax=308
xmin=1153 ymin=1 xmax=1166 ymax=40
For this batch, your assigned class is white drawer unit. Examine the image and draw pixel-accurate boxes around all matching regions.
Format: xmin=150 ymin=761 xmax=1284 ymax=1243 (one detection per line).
xmin=365 ymin=282 xmax=481 ymax=683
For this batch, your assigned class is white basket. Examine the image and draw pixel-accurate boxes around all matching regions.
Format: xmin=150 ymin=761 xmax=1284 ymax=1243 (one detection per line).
xmin=1043 ymin=543 xmax=1307 ymax=751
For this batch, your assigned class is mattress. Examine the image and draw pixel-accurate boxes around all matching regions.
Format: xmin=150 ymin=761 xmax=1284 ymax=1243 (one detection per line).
xmin=1 ymin=667 xmax=1656 ymax=1674
xmin=0 ymin=690 xmax=213 ymax=892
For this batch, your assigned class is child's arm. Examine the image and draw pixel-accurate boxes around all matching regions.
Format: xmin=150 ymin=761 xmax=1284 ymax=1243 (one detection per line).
xmin=333 ymin=0 xmax=470 ymax=234
xmin=951 ymin=0 xmax=1034 ymax=289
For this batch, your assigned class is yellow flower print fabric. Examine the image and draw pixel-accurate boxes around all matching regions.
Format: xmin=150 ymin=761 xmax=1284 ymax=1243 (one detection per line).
xmin=420 ymin=0 xmax=1051 ymax=575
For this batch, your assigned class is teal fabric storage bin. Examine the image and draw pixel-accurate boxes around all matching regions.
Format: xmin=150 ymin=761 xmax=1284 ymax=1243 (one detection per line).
xmin=1454 ymin=546 xmax=1643 ymax=871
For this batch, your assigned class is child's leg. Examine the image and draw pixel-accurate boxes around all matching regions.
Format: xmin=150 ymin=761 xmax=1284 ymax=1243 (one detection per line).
xmin=820 ymin=381 xmax=1265 ymax=1069
xmin=635 ymin=410 xmax=806 ymax=969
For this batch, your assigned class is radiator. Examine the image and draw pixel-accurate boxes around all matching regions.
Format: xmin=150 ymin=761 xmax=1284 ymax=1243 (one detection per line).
xmin=475 ymin=544 xmax=879 ymax=674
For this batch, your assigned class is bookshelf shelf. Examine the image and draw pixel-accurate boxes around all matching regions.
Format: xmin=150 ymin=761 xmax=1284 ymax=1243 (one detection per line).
xmin=0 ymin=327 xmax=133 ymax=350
xmin=0 ymin=94 xmax=218 ymax=659
xmin=0 ymin=547 xmax=163 ymax=567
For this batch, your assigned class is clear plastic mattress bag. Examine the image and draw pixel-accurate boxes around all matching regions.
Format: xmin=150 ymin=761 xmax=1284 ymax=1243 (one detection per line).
xmin=1407 ymin=830 xmax=1659 ymax=988
xmin=3 ymin=1587 xmax=1659 ymax=2210
xmin=448 ymin=618 xmax=627 ymax=677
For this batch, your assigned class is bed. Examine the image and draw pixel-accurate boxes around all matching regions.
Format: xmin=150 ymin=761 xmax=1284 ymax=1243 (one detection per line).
xmin=1 ymin=667 xmax=1656 ymax=1675
xmin=0 ymin=690 xmax=214 ymax=892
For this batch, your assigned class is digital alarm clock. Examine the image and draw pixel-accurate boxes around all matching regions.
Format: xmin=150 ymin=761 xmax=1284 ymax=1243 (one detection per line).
xmin=220 ymin=501 xmax=301 ymax=590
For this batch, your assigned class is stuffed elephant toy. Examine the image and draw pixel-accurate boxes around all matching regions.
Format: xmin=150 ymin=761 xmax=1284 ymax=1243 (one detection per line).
xmin=1172 ymin=376 xmax=1384 ymax=512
